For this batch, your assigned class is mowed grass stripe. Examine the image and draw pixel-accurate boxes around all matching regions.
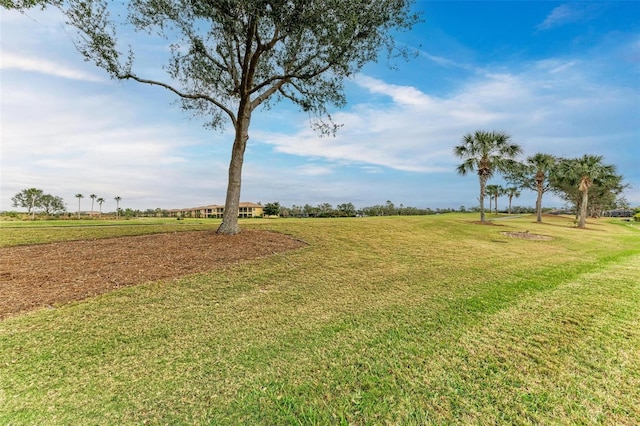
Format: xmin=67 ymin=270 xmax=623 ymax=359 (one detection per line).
xmin=0 ymin=215 xmax=638 ymax=424
xmin=448 ymin=253 xmax=640 ymax=424
xmin=218 ymin=257 xmax=640 ymax=424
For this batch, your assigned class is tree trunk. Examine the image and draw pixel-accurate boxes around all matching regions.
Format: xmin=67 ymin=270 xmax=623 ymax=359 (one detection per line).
xmin=217 ymin=104 xmax=251 ymax=235
xmin=578 ymin=188 xmax=589 ymax=228
xmin=479 ymin=176 xmax=487 ymax=222
xmin=508 ymin=195 xmax=513 ymax=214
xmin=535 ymin=186 xmax=543 ymax=223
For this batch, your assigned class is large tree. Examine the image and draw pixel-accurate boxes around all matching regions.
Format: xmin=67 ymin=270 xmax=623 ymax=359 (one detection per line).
xmin=60 ymin=0 xmax=420 ymax=234
xmin=40 ymin=194 xmax=66 ymax=215
xmin=263 ymin=201 xmax=280 ymax=216
xmin=11 ymin=188 xmax=45 ymax=219
xmin=553 ymin=155 xmax=618 ymax=229
xmin=454 ymin=131 xmax=522 ymax=222
xmin=11 ymin=188 xmax=67 ymax=218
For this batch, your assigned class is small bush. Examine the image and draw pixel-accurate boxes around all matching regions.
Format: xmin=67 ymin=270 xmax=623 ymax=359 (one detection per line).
xmin=633 ymin=213 xmax=640 ymax=222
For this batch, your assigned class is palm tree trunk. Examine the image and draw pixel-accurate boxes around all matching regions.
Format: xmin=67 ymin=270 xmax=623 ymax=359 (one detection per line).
xmin=533 ymin=172 xmax=545 ymax=223
xmin=535 ymin=187 xmax=543 ymax=223
xmin=479 ymin=175 xmax=487 ymax=222
xmin=578 ymin=188 xmax=589 ymax=228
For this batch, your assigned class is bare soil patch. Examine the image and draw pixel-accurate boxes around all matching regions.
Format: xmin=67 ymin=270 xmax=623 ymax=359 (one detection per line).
xmin=0 ymin=230 xmax=306 ymax=320
xmin=500 ymin=231 xmax=553 ymax=241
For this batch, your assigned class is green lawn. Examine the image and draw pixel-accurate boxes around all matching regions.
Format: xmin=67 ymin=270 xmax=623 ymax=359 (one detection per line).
xmin=1 ymin=214 xmax=639 ymax=424
xmin=0 ymin=217 xmax=218 ymax=247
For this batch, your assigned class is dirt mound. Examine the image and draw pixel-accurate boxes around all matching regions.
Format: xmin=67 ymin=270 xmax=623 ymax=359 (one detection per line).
xmin=0 ymin=230 xmax=306 ymax=320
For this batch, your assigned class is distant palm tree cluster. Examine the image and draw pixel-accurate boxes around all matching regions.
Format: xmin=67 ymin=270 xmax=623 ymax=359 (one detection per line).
xmin=11 ymin=189 xmax=122 ymax=219
xmin=75 ymin=194 xmax=123 ymax=218
xmin=454 ymin=130 xmax=627 ymax=228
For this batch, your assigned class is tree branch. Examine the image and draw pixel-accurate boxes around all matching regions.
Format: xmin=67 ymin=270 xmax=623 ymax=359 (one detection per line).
xmin=251 ymin=78 xmax=288 ymax=110
xmin=123 ymin=73 xmax=237 ymax=126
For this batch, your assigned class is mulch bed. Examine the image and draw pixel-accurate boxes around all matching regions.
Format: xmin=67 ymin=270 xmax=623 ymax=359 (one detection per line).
xmin=0 ymin=230 xmax=306 ymax=320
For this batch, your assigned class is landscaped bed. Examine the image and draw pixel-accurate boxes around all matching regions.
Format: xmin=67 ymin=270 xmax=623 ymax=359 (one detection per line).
xmin=0 ymin=230 xmax=306 ymax=320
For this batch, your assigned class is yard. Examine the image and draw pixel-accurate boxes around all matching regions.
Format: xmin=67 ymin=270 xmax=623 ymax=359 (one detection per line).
xmin=0 ymin=214 xmax=638 ymax=424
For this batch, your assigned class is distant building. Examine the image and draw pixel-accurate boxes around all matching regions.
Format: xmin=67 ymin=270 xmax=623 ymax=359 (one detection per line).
xmin=546 ymin=209 xmax=574 ymax=215
xmin=603 ymin=209 xmax=634 ymax=218
xmin=168 ymin=202 xmax=263 ymax=219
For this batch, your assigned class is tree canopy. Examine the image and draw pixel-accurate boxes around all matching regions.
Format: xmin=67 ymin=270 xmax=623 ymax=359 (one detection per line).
xmin=505 ymin=153 xmax=557 ymax=223
xmin=11 ymin=188 xmax=44 ymax=217
xmin=0 ymin=0 xmax=58 ymax=9
xmin=263 ymin=202 xmax=280 ymax=216
xmin=11 ymin=188 xmax=66 ymax=218
xmin=552 ymin=155 xmax=623 ymax=228
xmin=59 ymin=0 xmax=421 ymax=234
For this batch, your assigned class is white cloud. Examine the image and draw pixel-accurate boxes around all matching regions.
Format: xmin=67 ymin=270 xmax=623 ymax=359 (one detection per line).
xmin=296 ymin=165 xmax=335 ymax=176
xmin=353 ymin=75 xmax=431 ymax=107
xmin=257 ymin=56 xmax=638 ymax=190
xmin=535 ymin=59 xmax=579 ymax=74
xmin=0 ymin=76 xmax=226 ymax=211
xmin=420 ymin=50 xmax=480 ymax=73
xmin=537 ymin=3 xmax=598 ymax=30
xmin=0 ymin=51 xmax=104 ymax=82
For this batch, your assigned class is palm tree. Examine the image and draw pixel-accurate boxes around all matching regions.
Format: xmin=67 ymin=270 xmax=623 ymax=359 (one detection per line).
xmin=526 ymin=153 xmax=557 ymax=223
xmin=96 ymin=197 xmax=105 ymax=216
xmin=75 ymin=193 xmax=84 ymax=218
xmin=504 ymin=187 xmax=521 ymax=214
xmin=89 ymin=194 xmax=97 ymax=214
xmin=555 ymin=155 xmax=616 ymax=229
xmin=114 ymin=196 xmax=122 ymax=219
xmin=454 ymin=130 xmax=522 ymax=222
xmin=486 ymin=184 xmax=502 ymax=214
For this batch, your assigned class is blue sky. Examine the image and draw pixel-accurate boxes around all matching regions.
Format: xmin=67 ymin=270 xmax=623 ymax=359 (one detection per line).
xmin=1 ymin=1 xmax=639 ymax=213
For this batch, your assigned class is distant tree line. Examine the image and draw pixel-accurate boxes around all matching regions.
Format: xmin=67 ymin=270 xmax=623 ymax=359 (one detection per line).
xmin=265 ymin=201 xmax=494 ymax=218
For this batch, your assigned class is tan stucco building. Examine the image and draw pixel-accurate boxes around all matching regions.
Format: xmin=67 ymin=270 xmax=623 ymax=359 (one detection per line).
xmin=168 ymin=202 xmax=263 ymax=219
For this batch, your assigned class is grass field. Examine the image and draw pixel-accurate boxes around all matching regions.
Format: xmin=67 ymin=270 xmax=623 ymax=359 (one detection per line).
xmin=0 ymin=218 xmax=216 ymax=247
xmin=1 ymin=213 xmax=639 ymax=424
